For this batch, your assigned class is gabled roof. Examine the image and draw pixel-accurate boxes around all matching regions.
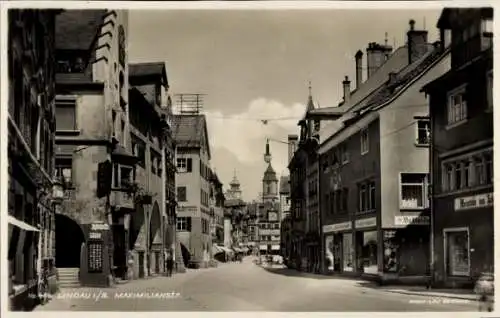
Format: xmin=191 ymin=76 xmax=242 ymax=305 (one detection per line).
xmin=56 ymin=10 xmax=106 ymax=50
xmin=172 ymin=114 xmax=211 ymax=159
xmin=129 ymin=62 xmax=168 ymax=87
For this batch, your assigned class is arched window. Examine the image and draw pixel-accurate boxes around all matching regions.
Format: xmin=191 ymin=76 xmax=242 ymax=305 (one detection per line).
xmin=118 ymin=26 xmax=125 ymax=67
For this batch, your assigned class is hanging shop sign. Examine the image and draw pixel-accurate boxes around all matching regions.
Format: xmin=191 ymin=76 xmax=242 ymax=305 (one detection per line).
xmin=322 ymin=221 xmax=352 ymax=233
xmin=395 ymin=215 xmax=430 ymax=226
xmin=354 ymin=217 xmax=377 ymax=229
xmin=454 ymin=193 xmax=493 ymax=211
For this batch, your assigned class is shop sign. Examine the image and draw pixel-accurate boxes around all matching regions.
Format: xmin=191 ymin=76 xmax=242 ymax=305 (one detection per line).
xmin=322 ymin=221 xmax=351 ymax=233
xmin=91 ymin=223 xmax=109 ymax=231
xmin=355 ymin=217 xmax=377 ymax=229
xmin=89 ymin=232 xmax=103 ymax=239
xmin=454 ymin=193 xmax=493 ymax=211
xmin=395 ymin=215 xmax=430 ymax=226
xmin=177 ymin=206 xmax=198 ymax=213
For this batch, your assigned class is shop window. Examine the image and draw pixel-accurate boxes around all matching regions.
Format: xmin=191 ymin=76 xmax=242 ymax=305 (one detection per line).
xmin=447 ymin=85 xmax=467 ymax=126
xmin=342 ymin=233 xmax=354 ymax=272
xmin=325 ymin=235 xmax=334 ymax=272
xmin=445 ymin=229 xmax=470 ymax=277
xmin=400 ymin=173 xmax=427 ymax=209
xmin=359 ymin=231 xmax=378 ymax=274
xmin=177 ymin=186 xmax=187 ymax=202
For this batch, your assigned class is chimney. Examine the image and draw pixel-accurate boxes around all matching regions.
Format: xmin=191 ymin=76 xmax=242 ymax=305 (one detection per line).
xmin=342 ymin=76 xmax=351 ymax=103
xmin=366 ymin=42 xmax=393 ymax=78
xmin=287 ymin=134 xmax=299 ymax=164
xmin=355 ymin=50 xmax=363 ymax=89
xmin=407 ymin=19 xmax=429 ymax=64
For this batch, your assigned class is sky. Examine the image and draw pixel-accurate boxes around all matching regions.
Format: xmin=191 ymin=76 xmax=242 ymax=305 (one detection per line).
xmin=129 ymin=8 xmax=441 ymax=202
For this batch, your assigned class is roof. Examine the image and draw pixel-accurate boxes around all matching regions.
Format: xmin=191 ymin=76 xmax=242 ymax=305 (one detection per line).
xmin=279 ymin=175 xmax=290 ymax=194
xmin=129 ymin=62 xmax=168 ymax=86
xmin=319 ymin=44 xmax=448 ymax=153
xmin=225 ymin=198 xmax=246 ymax=208
xmin=56 ymin=10 xmax=106 ymax=50
xmin=263 ymin=164 xmax=278 ymax=182
xmin=319 ymin=45 xmax=410 ymax=141
xmin=172 ymin=114 xmax=211 ymax=159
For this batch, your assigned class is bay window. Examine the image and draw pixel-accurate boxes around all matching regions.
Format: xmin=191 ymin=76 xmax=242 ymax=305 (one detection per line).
xmin=441 ymin=149 xmax=493 ymax=192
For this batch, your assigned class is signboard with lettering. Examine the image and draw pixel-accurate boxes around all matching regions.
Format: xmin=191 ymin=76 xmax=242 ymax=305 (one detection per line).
xmin=177 ymin=206 xmax=198 ymax=213
xmin=395 ymin=215 xmax=430 ymax=226
xmin=322 ymin=221 xmax=352 ymax=233
xmin=454 ymin=193 xmax=493 ymax=211
xmin=260 ymin=229 xmax=280 ymax=236
xmin=91 ymin=223 xmax=109 ymax=231
xmin=355 ymin=217 xmax=377 ymax=229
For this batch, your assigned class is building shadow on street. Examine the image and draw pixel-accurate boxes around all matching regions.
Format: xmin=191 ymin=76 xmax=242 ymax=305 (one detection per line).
xmin=260 ymin=266 xmax=372 ymax=283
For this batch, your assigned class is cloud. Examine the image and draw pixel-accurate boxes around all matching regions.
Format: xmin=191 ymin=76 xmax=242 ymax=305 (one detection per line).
xmin=201 ymin=98 xmax=306 ymax=200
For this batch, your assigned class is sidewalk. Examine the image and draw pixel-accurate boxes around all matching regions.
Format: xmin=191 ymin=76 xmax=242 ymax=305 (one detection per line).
xmin=378 ymin=286 xmax=481 ymax=301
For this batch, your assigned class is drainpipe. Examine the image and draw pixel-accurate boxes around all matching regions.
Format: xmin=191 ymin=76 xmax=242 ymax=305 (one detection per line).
xmin=426 ymin=112 xmax=434 ymax=288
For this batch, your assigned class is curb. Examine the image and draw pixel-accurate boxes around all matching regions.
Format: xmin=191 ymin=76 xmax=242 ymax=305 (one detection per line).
xmin=382 ymin=289 xmax=480 ymax=301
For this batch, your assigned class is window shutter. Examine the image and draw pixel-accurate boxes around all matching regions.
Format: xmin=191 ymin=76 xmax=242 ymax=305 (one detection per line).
xmin=187 ymin=217 xmax=192 ymax=232
xmin=187 ymin=158 xmax=192 ymax=172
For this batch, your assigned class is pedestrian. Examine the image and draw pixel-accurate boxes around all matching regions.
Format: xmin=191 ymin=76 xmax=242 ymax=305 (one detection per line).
xmin=474 ymin=272 xmax=494 ymax=312
xmin=166 ymin=250 xmax=174 ymax=277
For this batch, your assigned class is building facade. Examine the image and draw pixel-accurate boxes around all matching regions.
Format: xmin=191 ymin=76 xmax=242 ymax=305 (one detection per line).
xmin=209 ymin=172 xmax=225 ymax=246
xmin=318 ymin=20 xmax=451 ymax=283
xmin=172 ymin=114 xmax=213 ymax=268
xmin=422 ymin=7 xmax=493 ymax=288
xmin=224 ymin=172 xmax=247 ymax=250
xmin=258 ymin=141 xmax=281 ymax=255
xmin=128 ymin=62 xmax=176 ymax=278
xmin=8 ymin=9 xmax=60 ymax=310
xmin=288 ymin=88 xmax=320 ymax=272
xmin=54 ymin=10 xmax=137 ymax=287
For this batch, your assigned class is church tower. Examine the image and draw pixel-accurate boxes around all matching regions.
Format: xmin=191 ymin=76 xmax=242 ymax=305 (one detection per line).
xmin=226 ymin=170 xmax=242 ymax=200
xmin=262 ymin=139 xmax=278 ymax=203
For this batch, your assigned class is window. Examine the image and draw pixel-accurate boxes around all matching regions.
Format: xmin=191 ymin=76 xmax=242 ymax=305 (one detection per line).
xmin=55 ymin=99 xmax=77 ymax=131
xmin=340 ymin=143 xmax=349 ymax=164
xmin=176 ymin=217 xmax=191 ymax=232
xmin=177 ymin=158 xmax=192 ymax=173
xmin=151 ymin=153 xmax=157 ymax=175
xmin=343 ymin=233 xmax=354 ymax=271
xmin=486 ymin=71 xmax=493 ymax=111
xmin=400 ymin=173 xmax=427 ymax=209
xmin=359 ymin=231 xmax=378 ymax=274
xmin=445 ymin=229 xmax=470 ymax=277
xmin=442 ymin=150 xmax=493 ymax=192
xmin=481 ymin=18 xmax=493 ymax=34
xmin=341 ymin=188 xmax=349 ymax=212
xmin=360 ymin=128 xmax=369 ymax=154
xmin=121 ymin=120 xmax=126 ymax=143
xmin=447 ymin=86 xmax=467 ymax=126
xmin=416 ymin=120 xmax=430 ymax=146
xmin=358 ymin=181 xmax=375 ymax=212
xmin=55 ymin=158 xmax=73 ymax=188
xmin=112 ymin=110 xmax=117 ymax=137
xmin=177 ymin=186 xmax=187 ymax=202
xmin=120 ymin=167 xmax=132 ymax=188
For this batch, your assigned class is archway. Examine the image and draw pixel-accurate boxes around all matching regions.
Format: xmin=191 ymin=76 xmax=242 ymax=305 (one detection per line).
xmin=55 ymin=214 xmax=85 ymax=268
xmin=129 ymin=204 xmax=145 ymax=249
xmin=149 ymin=201 xmax=161 ymax=248
xmin=180 ymin=243 xmax=190 ymax=267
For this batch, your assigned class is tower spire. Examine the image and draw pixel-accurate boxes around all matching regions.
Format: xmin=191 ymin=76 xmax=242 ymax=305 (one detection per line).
xmin=308 ymin=80 xmax=312 ymax=97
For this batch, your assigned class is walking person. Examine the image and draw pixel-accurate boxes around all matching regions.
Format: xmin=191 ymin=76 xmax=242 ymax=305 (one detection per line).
xmin=166 ymin=250 xmax=174 ymax=277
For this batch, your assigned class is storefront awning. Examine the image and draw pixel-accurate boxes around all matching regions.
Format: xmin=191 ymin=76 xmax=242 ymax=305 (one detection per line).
xmin=212 ymin=244 xmax=224 ymax=255
xmin=8 ymin=216 xmax=40 ymax=232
